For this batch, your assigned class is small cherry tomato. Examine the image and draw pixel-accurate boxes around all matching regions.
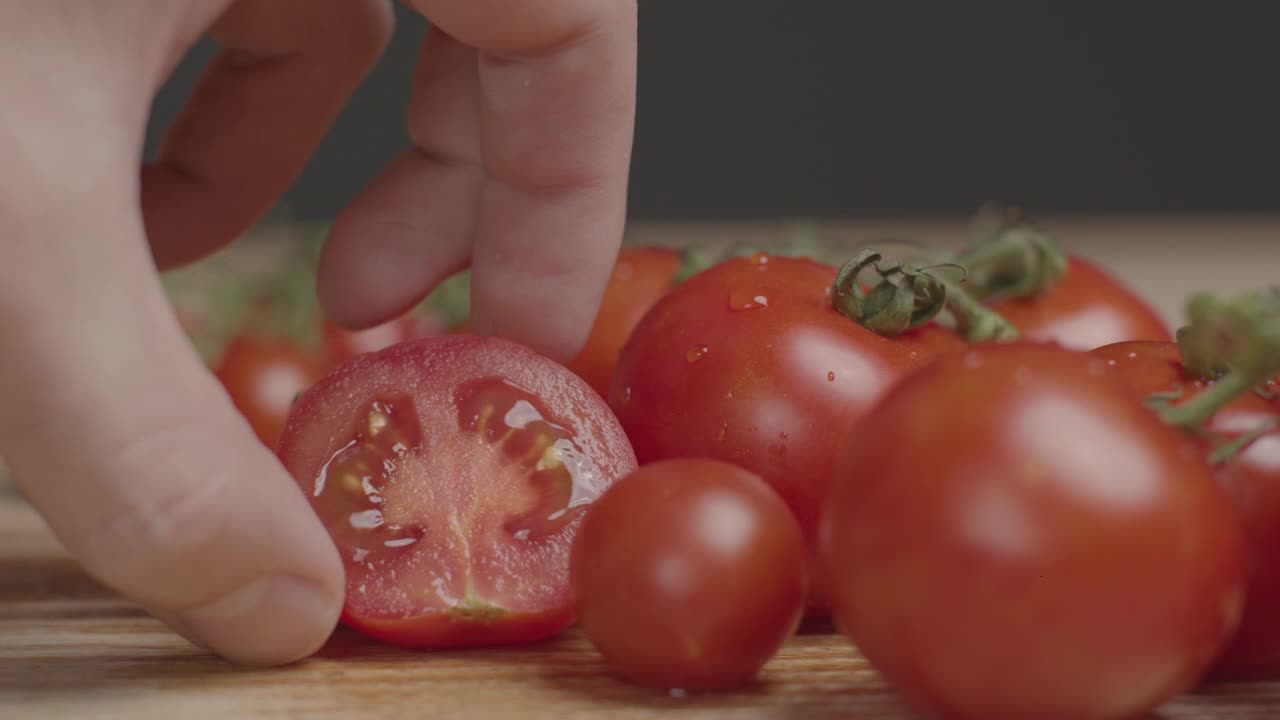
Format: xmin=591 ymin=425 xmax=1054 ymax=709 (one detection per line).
xmin=570 ymin=459 xmax=806 ymax=690
xmin=277 ymin=335 xmax=637 ymax=648
xmin=215 ymin=335 xmax=325 ymax=447
xmin=821 ymin=343 xmax=1245 ymax=720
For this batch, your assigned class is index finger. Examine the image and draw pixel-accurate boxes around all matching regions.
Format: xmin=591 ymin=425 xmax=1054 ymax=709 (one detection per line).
xmin=462 ymin=0 xmax=637 ymax=359
xmin=327 ymin=0 xmax=637 ymax=361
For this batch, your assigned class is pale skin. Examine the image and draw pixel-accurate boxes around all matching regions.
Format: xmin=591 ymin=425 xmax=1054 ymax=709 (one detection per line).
xmin=0 ymin=0 xmax=637 ymax=666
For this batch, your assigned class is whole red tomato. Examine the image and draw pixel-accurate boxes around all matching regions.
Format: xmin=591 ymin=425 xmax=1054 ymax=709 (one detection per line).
xmin=276 ymin=335 xmax=637 ymax=648
xmin=1092 ymin=340 xmax=1280 ymax=679
xmin=214 ymin=335 xmax=325 ymax=448
xmin=565 ymin=246 xmax=680 ymax=397
xmin=570 ymin=459 xmax=806 ymax=690
xmin=984 ymin=256 xmax=1171 ymax=350
xmin=820 ymin=342 xmax=1245 ymax=719
xmin=608 ymin=253 xmax=963 ymax=608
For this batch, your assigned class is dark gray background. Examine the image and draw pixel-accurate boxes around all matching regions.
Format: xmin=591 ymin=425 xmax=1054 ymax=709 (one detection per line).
xmin=146 ymin=2 xmax=1280 ymax=220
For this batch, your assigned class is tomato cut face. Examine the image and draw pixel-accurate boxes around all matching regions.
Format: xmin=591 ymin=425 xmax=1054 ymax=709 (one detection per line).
xmin=986 ymin=257 xmax=1172 ymax=351
xmin=277 ymin=335 xmax=638 ymax=648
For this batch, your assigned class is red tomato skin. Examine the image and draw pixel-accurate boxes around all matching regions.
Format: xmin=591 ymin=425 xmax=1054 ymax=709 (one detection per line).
xmin=277 ymin=334 xmax=638 ymax=649
xmin=565 ymin=246 xmax=681 ymax=397
xmin=987 ymin=256 xmax=1171 ymax=351
xmin=608 ymin=254 xmax=963 ymax=610
xmin=570 ymin=459 xmax=807 ymax=690
xmin=1093 ymin=341 xmax=1280 ymax=679
xmin=340 ymin=606 xmax=570 ymax=650
xmin=821 ymin=343 xmax=1245 ymax=720
xmin=214 ymin=336 xmax=324 ymax=448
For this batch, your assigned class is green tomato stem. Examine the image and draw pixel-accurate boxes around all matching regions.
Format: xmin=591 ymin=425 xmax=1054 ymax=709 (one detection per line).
xmin=1159 ymin=288 xmax=1280 ymax=429
xmin=933 ymin=274 xmax=1020 ymax=343
xmin=1159 ymin=371 xmax=1255 ymax=429
xmin=953 ymin=209 xmax=1068 ymax=302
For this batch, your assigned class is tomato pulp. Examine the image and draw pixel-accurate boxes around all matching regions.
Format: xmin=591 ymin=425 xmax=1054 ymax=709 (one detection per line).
xmin=820 ymin=343 xmax=1245 ymax=720
xmin=277 ymin=335 xmax=638 ymax=648
xmin=570 ymin=459 xmax=807 ymax=690
xmin=1092 ymin=340 xmax=1280 ymax=679
xmin=215 ymin=335 xmax=325 ymax=447
xmin=608 ymin=253 xmax=963 ymax=609
xmin=985 ymin=256 xmax=1171 ymax=350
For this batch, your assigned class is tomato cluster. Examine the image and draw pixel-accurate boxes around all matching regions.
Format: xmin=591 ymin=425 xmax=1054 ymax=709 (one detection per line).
xmin=178 ymin=214 xmax=1280 ymax=719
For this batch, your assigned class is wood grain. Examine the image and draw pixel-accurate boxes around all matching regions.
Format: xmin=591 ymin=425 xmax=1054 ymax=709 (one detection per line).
xmin=2 ymin=219 xmax=1280 ymax=719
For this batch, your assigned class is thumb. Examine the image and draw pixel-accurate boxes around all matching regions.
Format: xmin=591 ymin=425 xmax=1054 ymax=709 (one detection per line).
xmin=0 ymin=174 xmax=344 ymax=667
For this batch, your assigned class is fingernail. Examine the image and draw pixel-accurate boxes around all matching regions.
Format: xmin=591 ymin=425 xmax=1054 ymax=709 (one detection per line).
xmin=179 ymin=575 xmax=342 ymax=666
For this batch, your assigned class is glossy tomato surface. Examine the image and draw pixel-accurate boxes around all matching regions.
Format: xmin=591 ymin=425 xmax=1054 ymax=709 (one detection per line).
xmin=277 ymin=335 xmax=637 ymax=648
xmin=820 ymin=343 xmax=1245 ymax=720
xmin=609 ymin=253 xmax=962 ymax=606
xmin=565 ymin=246 xmax=680 ymax=397
xmin=1093 ymin=340 xmax=1280 ymax=679
xmin=215 ymin=336 xmax=325 ymax=447
xmin=570 ymin=459 xmax=806 ymax=690
xmin=986 ymin=256 xmax=1171 ymax=350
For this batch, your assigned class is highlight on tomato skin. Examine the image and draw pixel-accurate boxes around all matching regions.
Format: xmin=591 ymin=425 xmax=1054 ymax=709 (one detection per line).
xmin=819 ymin=342 xmax=1246 ymax=720
xmin=214 ymin=335 xmax=325 ymax=448
xmin=570 ymin=459 xmax=807 ymax=691
xmin=276 ymin=334 xmax=638 ymax=649
xmin=986 ymin=256 xmax=1172 ymax=351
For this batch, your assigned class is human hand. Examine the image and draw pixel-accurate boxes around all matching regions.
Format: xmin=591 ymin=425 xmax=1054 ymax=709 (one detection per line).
xmin=0 ymin=0 xmax=636 ymax=665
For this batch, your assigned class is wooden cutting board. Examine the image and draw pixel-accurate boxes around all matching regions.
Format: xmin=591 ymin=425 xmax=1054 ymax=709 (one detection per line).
xmin=3 ymin=218 xmax=1279 ymax=719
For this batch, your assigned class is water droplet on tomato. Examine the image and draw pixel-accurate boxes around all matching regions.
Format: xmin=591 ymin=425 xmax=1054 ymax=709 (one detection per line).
xmin=349 ymin=509 xmax=384 ymax=529
xmin=749 ymin=251 xmax=770 ymax=266
xmin=718 ymin=424 xmax=728 ymax=442
xmin=827 ymin=371 xmax=836 ymax=382
xmin=727 ymin=291 xmax=769 ymax=311
xmin=455 ymin=378 xmax=604 ymax=540
xmin=687 ymin=345 xmax=709 ymax=363
xmin=314 ymin=395 xmax=425 ymax=554
xmin=1107 ymin=359 xmax=1117 ymax=366
xmin=1128 ymin=352 xmax=1138 ymax=359
xmin=622 ymin=386 xmax=632 ymax=405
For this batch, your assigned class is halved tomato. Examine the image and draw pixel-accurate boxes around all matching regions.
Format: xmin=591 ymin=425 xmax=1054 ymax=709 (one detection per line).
xmin=276 ymin=335 xmax=638 ymax=648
